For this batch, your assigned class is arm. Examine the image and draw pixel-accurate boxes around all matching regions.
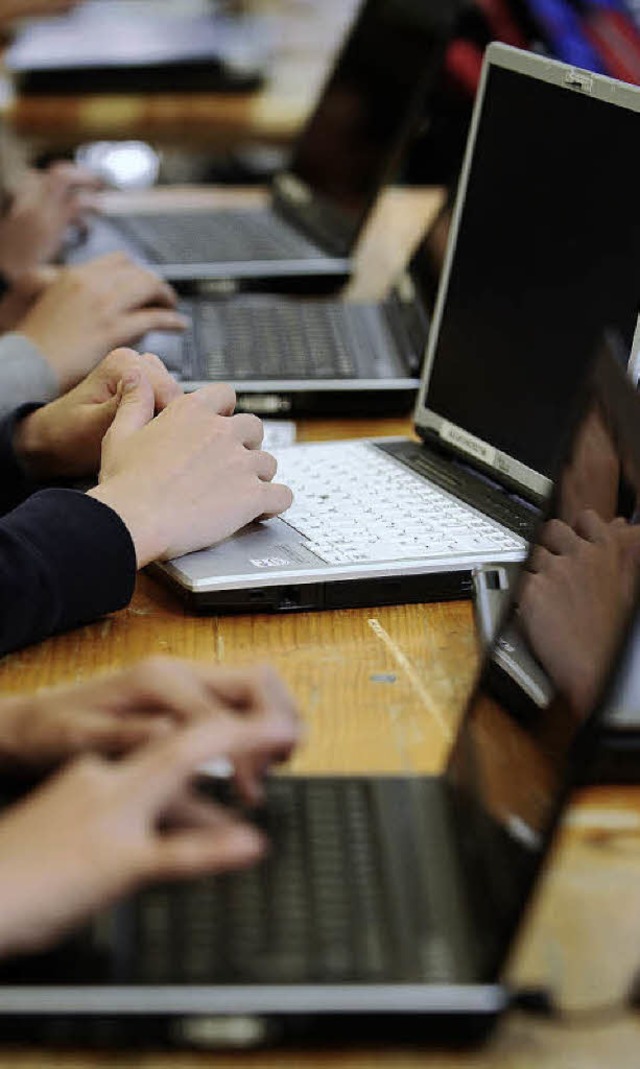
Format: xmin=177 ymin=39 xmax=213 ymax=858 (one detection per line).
xmin=0 ymin=487 xmax=135 ymax=656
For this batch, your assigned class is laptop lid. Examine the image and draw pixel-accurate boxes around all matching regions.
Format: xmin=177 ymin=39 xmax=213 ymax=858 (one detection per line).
xmin=272 ymin=0 xmax=459 ymax=257
xmin=414 ymin=43 xmax=640 ymax=504
xmin=444 ymin=341 xmax=640 ymax=983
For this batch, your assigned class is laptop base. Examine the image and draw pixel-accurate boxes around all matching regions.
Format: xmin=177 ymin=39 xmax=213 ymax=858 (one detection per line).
xmin=229 ymin=386 xmax=418 ymax=419
xmin=150 ymin=566 xmax=474 ymax=614
xmin=0 ymin=1006 xmax=501 ymax=1050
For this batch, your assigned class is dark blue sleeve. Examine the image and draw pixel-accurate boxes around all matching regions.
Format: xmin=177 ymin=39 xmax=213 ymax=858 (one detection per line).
xmin=0 ymin=405 xmax=43 ymax=517
xmin=0 ymin=488 xmax=136 ymax=656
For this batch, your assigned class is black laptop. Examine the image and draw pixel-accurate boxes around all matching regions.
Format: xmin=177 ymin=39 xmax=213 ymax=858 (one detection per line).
xmin=142 ymin=198 xmax=450 ymax=417
xmin=0 ymin=346 xmax=638 ymax=1050
xmin=63 ymin=0 xmax=458 ymax=292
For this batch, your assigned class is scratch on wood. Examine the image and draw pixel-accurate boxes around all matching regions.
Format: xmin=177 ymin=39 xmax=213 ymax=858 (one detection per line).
xmin=216 ymin=633 xmax=225 ymax=662
xmin=367 ymin=617 xmax=451 ymax=740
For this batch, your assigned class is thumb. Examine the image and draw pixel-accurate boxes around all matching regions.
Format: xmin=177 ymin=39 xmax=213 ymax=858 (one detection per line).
xmin=107 ymin=369 xmax=155 ymax=447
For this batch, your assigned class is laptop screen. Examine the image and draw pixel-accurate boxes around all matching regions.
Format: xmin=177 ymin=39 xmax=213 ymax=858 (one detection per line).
xmin=416 ymin=46 xmax=640 ymax=500
xmin=445 ymin=345 xmax=640 ymax=981
xmin=278 ymin=0 xmax=455 ymax=251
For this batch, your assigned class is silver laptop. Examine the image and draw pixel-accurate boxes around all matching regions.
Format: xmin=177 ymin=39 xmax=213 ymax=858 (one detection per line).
xmin=5 ymin=0 xmax=270 ymax=94
xmin=152 ymin=44 xmax=640 ymax=612
xmin=2 ymin=346 xmax=639 ymax=1049
xmin=62 ymin=0 xmax=458 ymax=292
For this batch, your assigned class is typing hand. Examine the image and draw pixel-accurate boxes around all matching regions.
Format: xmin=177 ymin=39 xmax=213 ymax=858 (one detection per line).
xmin=0 ymin=670 xmax=300 ymax=957
xmin=16 ymin=253 xmax=187 ymax=391
xmin=88 ymin=381 xmax=293 ymax=567
xmin=13 ymin=347 xmax=181 ymax=480
xmin=0 ymin=164 xmax=103 ymax=278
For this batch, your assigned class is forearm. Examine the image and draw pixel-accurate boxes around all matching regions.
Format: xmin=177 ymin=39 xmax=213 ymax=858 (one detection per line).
xmin=0 ymin=488 xmax=136 ymax=656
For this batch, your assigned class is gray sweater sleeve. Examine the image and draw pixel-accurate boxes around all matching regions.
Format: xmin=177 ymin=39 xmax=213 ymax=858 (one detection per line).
xmin=0 ymin=333 xmax=58 ymax=419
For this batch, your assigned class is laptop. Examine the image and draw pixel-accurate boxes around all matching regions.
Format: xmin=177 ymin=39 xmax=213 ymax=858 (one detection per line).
xmin=62 ymin=0 xmax=459 ymax=292
xmin=5 ymin=0 xmax=270 ymax=94
xmin=139 ymin=198 xmax=450 ymax=417
xmin=2 ymin=346 xmax=639 ymax=1049
xmin=152 ymin=44 xmax=640 ymax=612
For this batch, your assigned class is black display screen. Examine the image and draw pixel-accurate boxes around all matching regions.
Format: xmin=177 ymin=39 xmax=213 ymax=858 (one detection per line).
xmin=424 ymin=63 xmax=640 ymax=479
xmin=289 ymin=0 xmax=454 ymax=238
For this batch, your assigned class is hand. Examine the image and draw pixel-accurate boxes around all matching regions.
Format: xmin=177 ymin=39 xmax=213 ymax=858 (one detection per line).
xmin=13 ymin=347 xmax=181 ymax=479
xmin=0 ymin=677 xmax=300 ymax=957
xmin=16 ymin=252 xmax=187 ymax=391
xmin=0 ymin=266 xmax=59 ymax=333
xmin=558 ymin=404 xmax=620 ymax=527
xmin=0 ymin=657 xmax=298 ymax=778
xmin=88 ymin=381 xmax=293 ymax=567
xmin=519 ymin=510 xmax=637 ymax=715
xmin=0 ymin=164 xmax=102 ymax=279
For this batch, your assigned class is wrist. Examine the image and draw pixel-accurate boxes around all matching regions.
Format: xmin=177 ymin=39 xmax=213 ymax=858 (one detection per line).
xmin=12 ymin=407 xmax=53 ymax=480
xmin=0 ymin=696 xmax=33 ymax=770
xmin=87 ymin=480 xmax=165 ymax=568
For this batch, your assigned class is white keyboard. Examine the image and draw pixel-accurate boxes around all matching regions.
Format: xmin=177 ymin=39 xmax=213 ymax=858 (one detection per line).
xmin=276 ymin=441 xmax=527 ymax=565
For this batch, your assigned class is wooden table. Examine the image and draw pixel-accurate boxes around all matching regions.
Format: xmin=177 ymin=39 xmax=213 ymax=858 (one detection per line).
xmin=0 ymin=187 xmax=640 ymax=1066
xmin=1 ymin=0 xmax=360 ymax=155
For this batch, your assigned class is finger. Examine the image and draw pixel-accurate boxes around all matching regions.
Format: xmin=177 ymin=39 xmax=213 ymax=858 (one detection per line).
xmin=110 ymin=269 xmax=178 ymax=311
xmin=257 ymin=481 xmax=294 ymax=519
xmin=63 ymin=193 xmax=103 ymax=221
xmin=149 ymin=816 xmax=266 ymax=881
xmin=76 ymin=712 xmax=176 ymax=756
xmin=114 ymin=308 xmax=188 ymax=344
xmin=138 ymin=351 xmax=182 ymax=410
xmin=103 ymin=368 xmax=155 ymax=449
xmin=196 ymin=663 xmax=300 ymax=721
xmin=252 ymin=449 xmax=277 ymax=482
xmin=124 ymin=656 xmax=232 ymax=726
xmin=229 ymin=412 xmax=264 ymax=450
xmin=539 ymin=519 xmax=581 ymax=555
xmin=189 ymin=382 xmax=237 ymax=416
xmin=124 ymin=712 xmax=300 ymax=809
xmin=46 ymin=161 xmax=104 ymax=193
xmin=161 ymin=787 xmax=231 ymax=830
xmin=527 ymin=543 xmax=555 ymax=574
xmin=575 ymin=508 xmax=610 ymax=543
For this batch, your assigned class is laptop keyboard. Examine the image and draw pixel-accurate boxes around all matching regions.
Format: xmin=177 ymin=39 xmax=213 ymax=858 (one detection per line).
xmin=129 ymin=778 xmax=397 ymax=984
xmin=112 ymin=209 xmax=324 ymax=264
xmin=276 ymin=441 xmax=526 ymax=564
xmin=192 ymin=300 xmax=364 ymax=379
